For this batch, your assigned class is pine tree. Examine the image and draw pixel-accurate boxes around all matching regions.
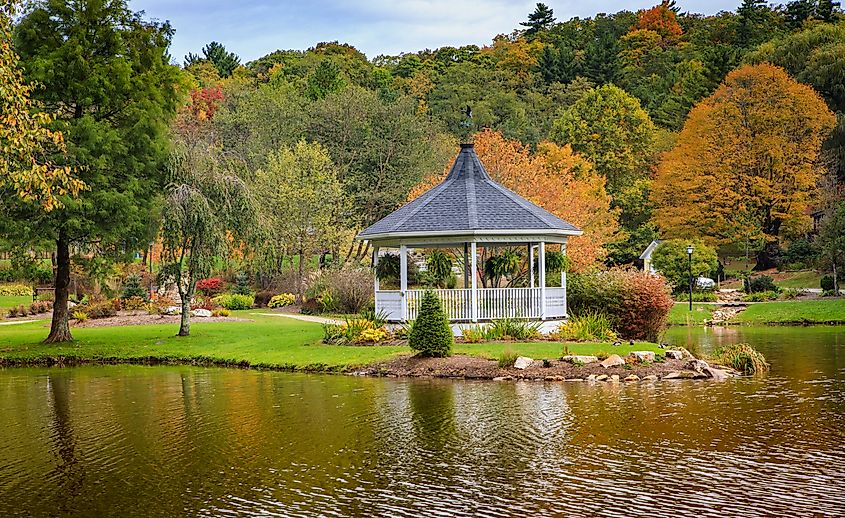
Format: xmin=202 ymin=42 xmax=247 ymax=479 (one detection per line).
xmin=233 ymin=272 xmax=252 ymax=295
xmin=408 ymin=291 xmax=453 ymax=357
xmin=121 ymin=274 xmax=148 ymax=300
xmin=521 ymin=3 xmax=556 ymax=39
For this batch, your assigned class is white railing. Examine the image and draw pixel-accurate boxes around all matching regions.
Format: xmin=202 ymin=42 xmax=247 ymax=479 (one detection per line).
xmin=376 ymin=287 xmax=566 ymax=322
xmin=407 ymin=289 xmax=472 ymax=321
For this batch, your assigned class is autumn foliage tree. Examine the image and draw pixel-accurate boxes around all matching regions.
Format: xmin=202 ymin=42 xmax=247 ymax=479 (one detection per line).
xmin=652 ymin=64 xmax=836 ymax=269
xmin=0 ymin=0 xmax=82 ymax=210
xmin=409 ymin=129 xmax=619 ymax=270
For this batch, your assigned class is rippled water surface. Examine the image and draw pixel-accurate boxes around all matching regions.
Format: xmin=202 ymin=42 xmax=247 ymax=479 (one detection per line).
xmin=1 ymin=326 xmax=844 ymax=517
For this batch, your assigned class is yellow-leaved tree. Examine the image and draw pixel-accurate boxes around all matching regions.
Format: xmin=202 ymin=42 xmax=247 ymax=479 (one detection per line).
xmin=0 ymin=0 xmax=82 ymax=210
xmin=652 ymin=63 xmax=836 ymax=269
xmin=409 ymin=129 xmax=619 ymax=270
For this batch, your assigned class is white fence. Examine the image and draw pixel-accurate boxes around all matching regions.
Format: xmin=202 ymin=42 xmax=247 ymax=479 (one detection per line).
xmin=376 ymin=287 xmax=566 ymax=322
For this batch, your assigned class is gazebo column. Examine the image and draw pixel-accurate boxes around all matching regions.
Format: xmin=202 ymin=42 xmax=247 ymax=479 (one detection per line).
xmin=470 ymin=241 xmax=478 ymax=322
xmin=539 ymin=241 xmax=547 ymax=320
xmin=561 ymin=242 xmax=567 ymax=317
xmin=372 ymin=246 xmax=380 ymax=292
xmin=528 ymin=243 xmax=534 ymax=288
xmin=400 ymin=244 xmax=408 ymax=321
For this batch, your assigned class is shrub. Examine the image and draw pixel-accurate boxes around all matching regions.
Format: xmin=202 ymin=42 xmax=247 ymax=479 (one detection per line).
xmin=72 ymin=310 xmax=88 ymax=322
xmin=322 ymin=323 xmax=349 ymax=344
xmin=711 ymin=343 xmax=769 ymax=375
xmin=325 ymin=268 xmax=373 ymax=314
xmin=820 ymin=275 xmax=835 ymax=292
xmin=213 ymin=294 xmax=254 ymax=310
xmin=559 ymin=311 xmax=617 ymax=341
xmin=780 ymin=288 xmax=800 ymax=300
xmin=196 ymin=277 xmax=224 ymax=295
xmin=359 ymin=327 xmax=388 ymax=343
xmin=300 ymin=298 xmax=321 ymax=315
xmin=28 ymin=301 xmax=52 ymax=315
xmin=37 ymin=290 xmax=54 ymax=302
xmin=0 ymin=283 xmax=33 ymax=296
xmin=497 ymin=348 xmax=519 ymax=368
xmin=743 ymin=291 xmax=779 ymax=302
xmin=268 ymin=293 xmax=296 ymax=308
xmin=85 ymin=301 xmax=117 ymax=319
xmin=822 ymin=289 xmax=838 ymax=297
xmin=121 ymin=274 xmax=147 ymax=300
xmin=408 ymin=291 xmax=453 ymax=357
xmin=461 ymin=327 xmax=485 ymax=343
xmin=568 ymin=268 xmax=673 ymax=342
xmin=676 ymin=291 xmax=718 ymax=302
xmin=254 ymin=290 xmax=275 ymax=308
xmin=748 ymin=275 xmax=778 ymax=293
xmin=122 ymin=296 xmax=147 ymax=311
xmin=782 ymin=238 xmax=817 ymax=268
xmin=232 ymin=272 xmax=252 ymax=295
xmin=212 ymin=308 xmax=231 ymax=317
xmin=485 ymin=318 xmax=541 ymax=340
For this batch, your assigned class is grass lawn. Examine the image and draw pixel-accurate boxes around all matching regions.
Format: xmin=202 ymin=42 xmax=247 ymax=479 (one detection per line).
xmin=0 ymin=311 xmax=659 ymax=370
xmin=0 ymin=295 xmax=32 ymax=312
xmin=774 ymin=270 xmax=823 ymax=289
xmin=733 ymin=299 xmax=845 ymax=324
xmin=668 ymin=303 xmax=715 ymax=326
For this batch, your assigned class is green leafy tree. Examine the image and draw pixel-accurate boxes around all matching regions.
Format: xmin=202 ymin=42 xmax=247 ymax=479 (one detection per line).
xmin=817 ymin=202 xmax=845 ymax=293
xmin=651 ymin=239 xmax=719 ymax=292
xmin=160 ymin=140 xmax=253 ymax=337
xmin=11 ymin=0 xmax=181 ymax=343
xmin=186 ymin=41 xmax=240 ymax=78
xmin=521 ymin=3 xmax=556 ymax=39
xmin=0 ymin=0 xmax=82 ymax=210
xmin=408 ymin=291 xmax=453 ymax=357
xmin=305 ymin=60 xmax=346 ymax=100
xmin=551 ymin=84 xmax=656 ymax=196
xmin=254 ymin=140 xmax=349 ymax=301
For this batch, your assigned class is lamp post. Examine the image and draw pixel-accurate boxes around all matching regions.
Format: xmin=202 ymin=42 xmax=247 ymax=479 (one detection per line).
xmin=686 ymin=244 xmax=694 ymax=311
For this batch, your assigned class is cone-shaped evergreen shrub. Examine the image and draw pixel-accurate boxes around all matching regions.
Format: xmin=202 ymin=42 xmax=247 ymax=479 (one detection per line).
xmin=121 ymin=274 xmax=147 ymax=300
xmin=408 ymin=291 xmax=453 ymax=357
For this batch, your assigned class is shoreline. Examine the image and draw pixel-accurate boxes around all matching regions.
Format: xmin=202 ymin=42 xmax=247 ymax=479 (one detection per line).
xmin=0 ymin=351 xmax=738 ymax=382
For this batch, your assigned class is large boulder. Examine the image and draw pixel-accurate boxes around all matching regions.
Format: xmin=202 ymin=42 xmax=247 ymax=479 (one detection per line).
xmin=513 ymin=356 xmax=534 ymax=370
xmin=627 ymin=351 xmax=655 ymax=363
xmin=191 ymin=308 xmax=212 ymax=318
xmin=704 ymin=366 xmax=731 ymax=381
xmin=599 ymin=354 xmax=625 ymax=368
xmin=164 ymin=306 xmax=182 ymax=315
xmin=663 ymin=370 xmax=707 ymax=380
xmin=685 ymin=359 xmax=710 ymax=373
xmin=665 ymin=350 xmax=685 ymax=360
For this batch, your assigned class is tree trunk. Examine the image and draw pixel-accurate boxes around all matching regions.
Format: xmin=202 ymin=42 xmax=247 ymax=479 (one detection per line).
xmin=834 ymin=260 xmax=839 ymax=295
xmin=297 ymin=246 xmax=305 ymax=302
xmin=754 ymin=241 xmax=780 ymax=271
xmin=178 ymin=292 xmax=191 ymax=337
xmin=45 ymin=229 xmax=73 ymax=344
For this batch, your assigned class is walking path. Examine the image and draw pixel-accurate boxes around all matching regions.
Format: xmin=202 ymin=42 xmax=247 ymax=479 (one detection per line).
xmin=250 ymin=312 xmax=343 ymax=325
xmin=0 ymin=319 xmax=38 ymax=326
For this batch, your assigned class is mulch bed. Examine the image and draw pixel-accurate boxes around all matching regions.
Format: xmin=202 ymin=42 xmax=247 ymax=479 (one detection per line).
xmin=353 ymin=354 xmax=719 ymax=381
xmin=74 ymin=311 xmax=250 ymax=328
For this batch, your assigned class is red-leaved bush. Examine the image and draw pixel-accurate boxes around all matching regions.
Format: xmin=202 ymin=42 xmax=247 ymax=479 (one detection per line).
xmin=568 ymin=268 xmax=673 ymax=341
xmin=196 ymin=277 xmax=224 ymax=295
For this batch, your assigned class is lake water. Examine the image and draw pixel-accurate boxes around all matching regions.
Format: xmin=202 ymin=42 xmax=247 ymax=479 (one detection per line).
xmin=1 ymin=326 xmax=844 ymax=517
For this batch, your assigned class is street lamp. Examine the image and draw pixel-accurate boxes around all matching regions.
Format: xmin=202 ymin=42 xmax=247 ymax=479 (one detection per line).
xmin=686 ymin=244 xmax=694 ymax=311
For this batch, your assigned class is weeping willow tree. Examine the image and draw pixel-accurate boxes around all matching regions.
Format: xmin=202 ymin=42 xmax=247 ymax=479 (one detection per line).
xmin=160 ymin=140 xmax=253 ymax=336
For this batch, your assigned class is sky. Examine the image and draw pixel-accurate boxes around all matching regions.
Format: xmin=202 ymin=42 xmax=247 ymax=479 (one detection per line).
xmin=131 ymin=0 xmax=742 ymax=64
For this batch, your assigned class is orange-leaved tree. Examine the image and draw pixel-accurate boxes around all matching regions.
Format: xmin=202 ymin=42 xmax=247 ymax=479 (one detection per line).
xmin=633 ymin=1 xmax=683 ymax=44
xmin=652 ymin=63 xmax=836 ymax=269
xmin=409 ymin=129 xmax=619 ymax=270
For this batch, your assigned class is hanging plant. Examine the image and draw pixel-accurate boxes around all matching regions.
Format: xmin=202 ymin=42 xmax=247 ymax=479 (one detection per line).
xmin=375 ymin=253 xmax=400 ymax=281
xmin=484 ymin=250 xmax=522 ymax=286
xmin=544 ymin=251 xmax=570 ymax=274
xmin=426 ymin=250 xmax=453 ymax=287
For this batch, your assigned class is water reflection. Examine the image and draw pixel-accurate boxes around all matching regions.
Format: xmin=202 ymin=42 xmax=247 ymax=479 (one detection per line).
xmin=0 ymin=326 xmax=843 ymax=517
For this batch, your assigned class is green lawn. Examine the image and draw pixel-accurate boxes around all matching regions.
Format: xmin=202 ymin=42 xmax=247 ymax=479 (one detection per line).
xmin=774 ymin=270 xmax=823 ymax=289
xmin=0 ymin=295 xmax=32 ymax=312
xmin=733 ymin=299 xmax=845 ymax=324
xmin=668 ymin=303 xmax=715 ymax=326
xmin=0 ymin=312 xmax=658 ymax=370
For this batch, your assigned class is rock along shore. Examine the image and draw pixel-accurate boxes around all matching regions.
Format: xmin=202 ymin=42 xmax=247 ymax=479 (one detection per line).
xmin=352 ymin=349 xmax=739 ymax=382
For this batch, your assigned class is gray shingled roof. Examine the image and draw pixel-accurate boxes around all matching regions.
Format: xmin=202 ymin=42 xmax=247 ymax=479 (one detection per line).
xmin=358 ymin=143 xmax=581 ymax=240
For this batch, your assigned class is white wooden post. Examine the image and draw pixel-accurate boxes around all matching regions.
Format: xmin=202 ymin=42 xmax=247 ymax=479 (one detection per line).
xmin=471 ymin=241 xmax=478 ymax=322
xmin=561 ymin=242 xmax=567 ymax=318
xmin=400 ymin=244 xmax=408 ymax=321
xmin=373 ymin=246 xmax=380 ymax=292
xmin=539 ymin=241 xmax=546 ymax=320
xmin=529 ymin=243 xmax=534 ymax=289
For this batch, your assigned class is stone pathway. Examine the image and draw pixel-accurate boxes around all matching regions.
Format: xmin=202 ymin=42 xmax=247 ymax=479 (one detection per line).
xmin=0 ymin=319 xmax=39 ymax=326
xmin=250 ymin=312 xmax=343 ymax=325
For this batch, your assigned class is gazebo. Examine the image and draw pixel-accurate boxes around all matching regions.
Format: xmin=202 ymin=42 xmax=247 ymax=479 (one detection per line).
xmin=357 ymin=143 xmax=582 ymax=328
